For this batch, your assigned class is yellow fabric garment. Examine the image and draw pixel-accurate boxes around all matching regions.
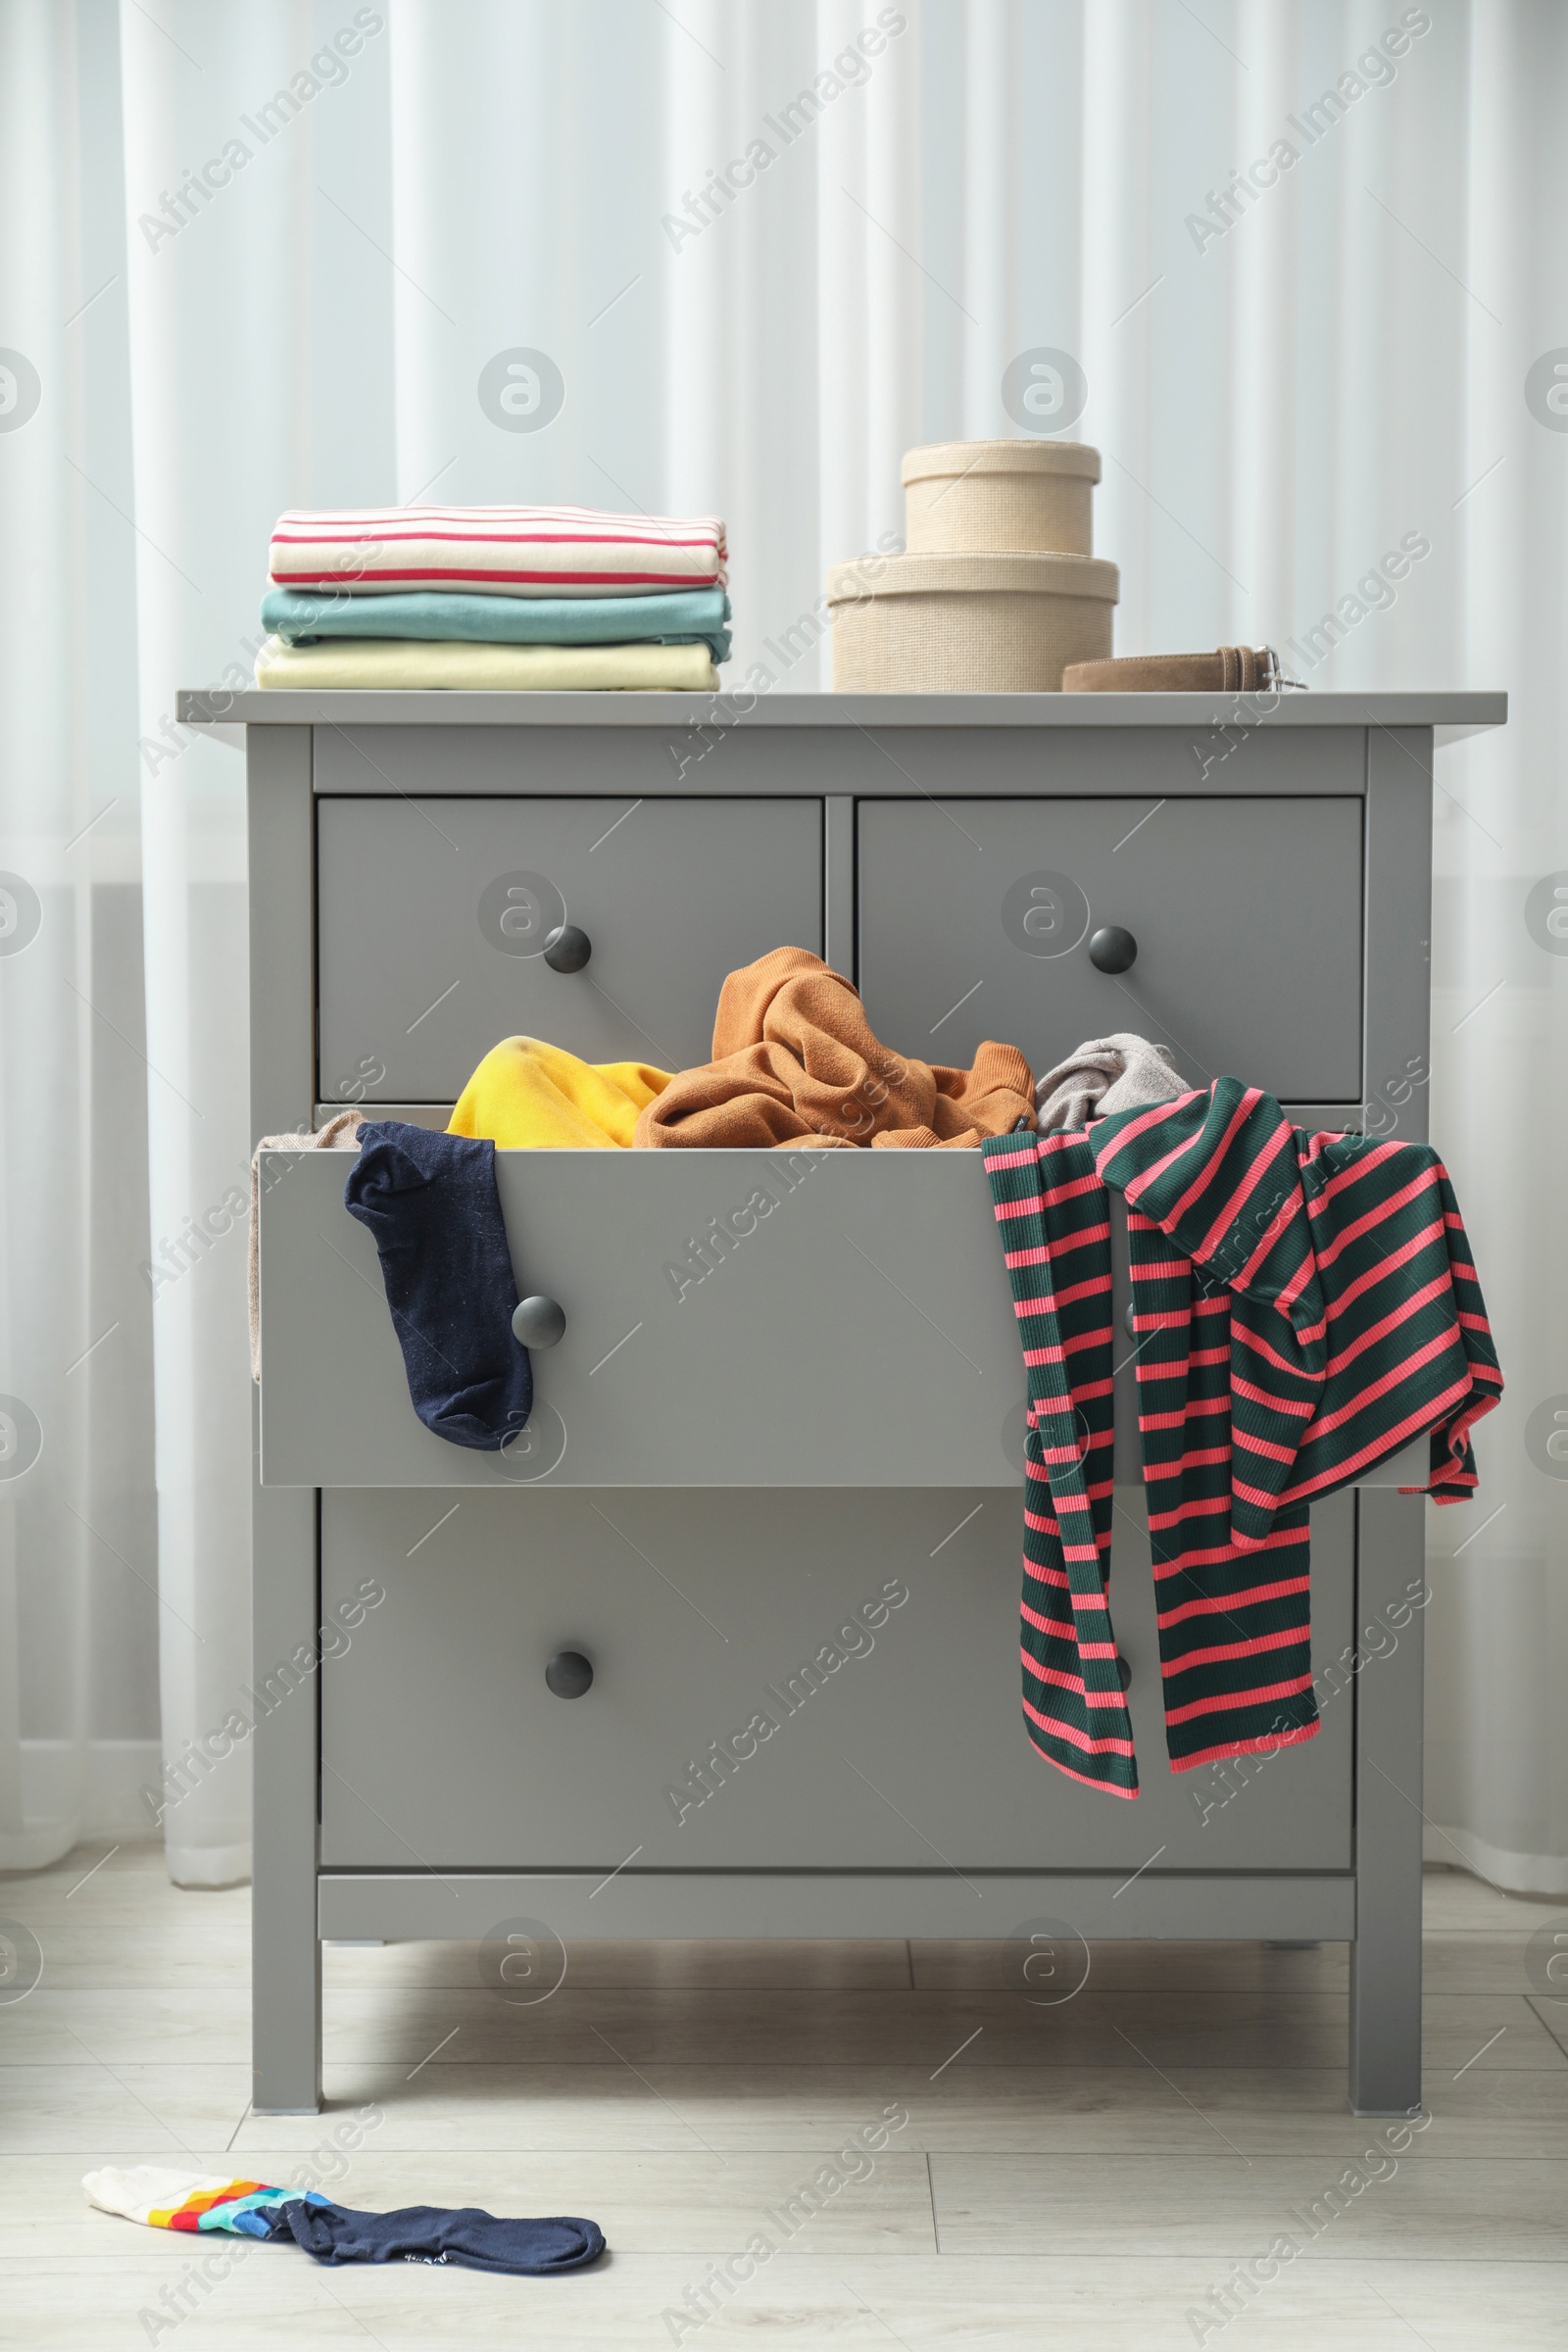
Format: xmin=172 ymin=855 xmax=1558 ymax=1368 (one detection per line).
xmin=254 ymin=634 xmax=718 ymax=691
xmin=448 ymin=1037 xmax=672 ymax=1150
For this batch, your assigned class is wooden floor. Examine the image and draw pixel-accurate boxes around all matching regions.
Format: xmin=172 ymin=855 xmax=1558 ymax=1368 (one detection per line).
xmin=0 ymin=1847 xmax=1565 ymax=2346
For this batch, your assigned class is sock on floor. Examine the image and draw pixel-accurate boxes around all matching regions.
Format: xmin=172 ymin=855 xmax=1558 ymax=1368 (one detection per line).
xmin=276 ymin=2195 xmax=607 ymax=2275
xmin=81 ymin=2167 xmax=333 ymax=2237
xmin=343 ymin=1120 xmax=532 ymax=1450
xmin=83 ymin=2168 xmax=606 ymax=2275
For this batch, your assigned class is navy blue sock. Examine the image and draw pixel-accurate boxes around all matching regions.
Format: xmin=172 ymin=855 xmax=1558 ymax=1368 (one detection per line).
xmin=344 ymin=1121 xmax=532 ymax=1451
xmin=270 ymin=2196 xmax=606 ymax=2275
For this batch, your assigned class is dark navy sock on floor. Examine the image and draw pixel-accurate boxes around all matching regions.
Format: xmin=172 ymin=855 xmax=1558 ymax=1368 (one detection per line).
xmin=343 ymin=1121 xmax=532 ymax=1451
xmin=269 ymin=2196 xmax=606 ymax=2275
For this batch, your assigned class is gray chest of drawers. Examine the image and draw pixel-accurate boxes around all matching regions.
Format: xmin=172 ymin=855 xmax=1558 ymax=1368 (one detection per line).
xmin=181 ymin=683 xmax=1504 ymax=2121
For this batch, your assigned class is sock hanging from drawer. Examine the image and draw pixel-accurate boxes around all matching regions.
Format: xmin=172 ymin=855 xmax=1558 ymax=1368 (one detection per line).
xmin=983 ymin=1084 xmax=1502 ymax=1793
xmin=344 ymin=1121 xmax=533 ymax=1450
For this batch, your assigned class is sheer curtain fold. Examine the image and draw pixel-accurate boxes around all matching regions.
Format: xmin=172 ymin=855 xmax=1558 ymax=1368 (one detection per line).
xmin=1422 ymin=0 xmax=1568 ymax=1894
xmin=116 ymin=0 xmax=325 ymax=1886
xmin=0 ymin=0 xmax=156 ymax=1871
xmin=2 ymin=0 xmax=1562 ymax=1892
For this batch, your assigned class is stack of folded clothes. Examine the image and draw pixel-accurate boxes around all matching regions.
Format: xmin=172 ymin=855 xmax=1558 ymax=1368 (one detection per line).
xmin=255 ymin=503 xmax=729 ymax=691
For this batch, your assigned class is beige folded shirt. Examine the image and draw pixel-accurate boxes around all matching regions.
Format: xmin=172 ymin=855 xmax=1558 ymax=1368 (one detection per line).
xmin=254 ymin=634 xmax=718 ymax=691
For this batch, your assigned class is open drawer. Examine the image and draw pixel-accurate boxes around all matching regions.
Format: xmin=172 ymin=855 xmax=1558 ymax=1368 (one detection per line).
xmin=256 ymin=1146 xmax=1028 ymax=1488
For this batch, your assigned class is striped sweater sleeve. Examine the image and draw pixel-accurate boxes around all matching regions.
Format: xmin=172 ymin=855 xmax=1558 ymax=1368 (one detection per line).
xmin=1289 ymin=1133 xmax=1503 ymax=1503
xmin=982 ymin=1133 xmax=1135 ymax=1795
xmin=1125 ymin=1207 xmax=1319 ymax=1770
xmin=1095 ymin=1081 xmax=1502 ymax=1517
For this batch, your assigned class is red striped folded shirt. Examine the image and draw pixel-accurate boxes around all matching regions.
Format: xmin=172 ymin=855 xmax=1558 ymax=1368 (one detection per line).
xmin=268 ymin=504 xmax=727 ymax=599
xmin=982 ymin=1080 xmax=1501 ymax=1797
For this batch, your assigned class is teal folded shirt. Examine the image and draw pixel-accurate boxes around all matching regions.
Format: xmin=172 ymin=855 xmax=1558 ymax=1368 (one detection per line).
xmin=261 ymin=584 xmax=731 ymax=662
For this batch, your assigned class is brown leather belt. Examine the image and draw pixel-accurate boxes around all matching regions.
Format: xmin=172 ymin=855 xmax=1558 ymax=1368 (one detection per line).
xmin=1062 ymin=645 xmax=1298 ymax=693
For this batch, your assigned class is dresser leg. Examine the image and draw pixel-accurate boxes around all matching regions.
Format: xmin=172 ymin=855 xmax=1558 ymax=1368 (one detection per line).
xmin=251 ymin=1476 xmax=322 ymax=2114
xmin=1348 ymin=1489 xmax=1426 ymax=2116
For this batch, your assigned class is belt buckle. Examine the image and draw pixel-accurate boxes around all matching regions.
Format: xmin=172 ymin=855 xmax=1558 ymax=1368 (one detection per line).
xmin=1259 ymin=645 xmax=1308 ymax=692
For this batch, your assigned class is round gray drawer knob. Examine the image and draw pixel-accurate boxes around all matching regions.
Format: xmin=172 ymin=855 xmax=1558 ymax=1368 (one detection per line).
xmin=1089 ymin=925 xmax=1138 ymax=974
xmin=543 ymin=923 xmax=592 ymax=973
xmin=546 ymin=1649 xmax=594 ymax=1699
xmin=1116 ymin=1654 xmax=1133 ymax=1691
xmin=512 ymin=1296 xmax=566 ymax=1349
xmin=1124 ymin=1299 xmax=1137 ymax=1339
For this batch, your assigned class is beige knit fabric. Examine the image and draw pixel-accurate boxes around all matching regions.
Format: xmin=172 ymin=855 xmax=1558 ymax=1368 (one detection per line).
xmin=1034 ymin=1034 xmax=1188 ymax=1131
xmin=249 ymin=1110 xmax=364 ymax=1380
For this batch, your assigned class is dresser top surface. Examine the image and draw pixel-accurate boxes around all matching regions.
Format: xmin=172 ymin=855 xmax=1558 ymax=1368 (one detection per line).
xmin=176 ymin=687 xmax=1506 ymax=737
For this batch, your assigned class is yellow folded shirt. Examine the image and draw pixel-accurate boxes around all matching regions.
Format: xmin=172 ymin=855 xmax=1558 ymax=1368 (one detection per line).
xmin=448 ymin=1037 xmax=672 ymax=1150
xmin=253 ymin=634 xmax=718 ymax=692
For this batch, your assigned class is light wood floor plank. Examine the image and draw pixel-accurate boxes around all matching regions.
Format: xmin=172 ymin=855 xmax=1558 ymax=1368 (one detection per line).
xmin=220 ymin=2056 xmax=1568 ymax=2158
xmin=1 ymin=2251 xmax=1565 ymax=2350
xmin=929 ymin=2151 xmax=1568 ymax=2262
xmin=0 ymin=2064 xmax=252 ymax=2155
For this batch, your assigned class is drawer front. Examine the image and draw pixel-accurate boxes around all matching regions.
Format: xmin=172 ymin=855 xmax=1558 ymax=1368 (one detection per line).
xmin=858 ymin=796 xmax=1363 ymax=1102
xmin=257 ymin=1148 xmax=1027 ymax=1488
xmin=317 ymin=795 xmax=823 ymax=1104
xmin=318 ymin=1487 xmax=1353 ymax=1872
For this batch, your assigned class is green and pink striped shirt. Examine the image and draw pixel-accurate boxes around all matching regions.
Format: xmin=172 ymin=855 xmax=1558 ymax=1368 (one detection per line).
xmin=982 ymin=1080 xmax=1501 ymax=1797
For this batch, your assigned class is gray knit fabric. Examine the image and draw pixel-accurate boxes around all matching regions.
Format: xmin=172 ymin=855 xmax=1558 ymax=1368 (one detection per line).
xmin=1034 ymin=1033 xmax=1187 ymax=1131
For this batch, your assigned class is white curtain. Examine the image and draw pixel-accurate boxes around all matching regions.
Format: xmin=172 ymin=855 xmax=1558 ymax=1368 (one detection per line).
xmin=3 ymin=0 xmax=1563 ymax=1891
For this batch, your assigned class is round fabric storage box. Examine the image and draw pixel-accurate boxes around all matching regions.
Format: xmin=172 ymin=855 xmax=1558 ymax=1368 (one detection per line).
xmin=826 ymin=551 xmax=1118 ymax=692
xmin=902 ymin=440 xmax=1102 ymax=556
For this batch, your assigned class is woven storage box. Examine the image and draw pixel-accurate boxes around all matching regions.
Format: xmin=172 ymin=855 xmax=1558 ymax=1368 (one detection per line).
xmin=902 ymin=440 xmax=1102 ymax=556
xmin=827 ymin=551 xmax=1117 ymax=693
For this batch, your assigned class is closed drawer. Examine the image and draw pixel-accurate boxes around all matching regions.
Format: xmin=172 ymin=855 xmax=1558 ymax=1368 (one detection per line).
xmin=316 ymin=795 xmax=823 ymax=1104
xmin=318 ymin=1487 xmax=1353 ymax=1872
xmin=256 ymin=1147 xmax=1027 ymax=1488
xmin=858 ymin=796 xmax=1363 ymax=1102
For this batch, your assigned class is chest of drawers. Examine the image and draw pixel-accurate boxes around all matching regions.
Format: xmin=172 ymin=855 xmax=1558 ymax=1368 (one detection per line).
xmin=181 ymin=682 xmax=1504 ymax=2121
